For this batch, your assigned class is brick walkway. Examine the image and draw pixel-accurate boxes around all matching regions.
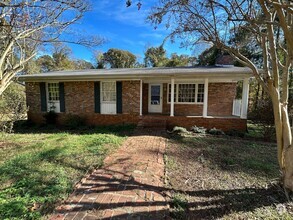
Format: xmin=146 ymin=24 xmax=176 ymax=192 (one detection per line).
xmin=50 ymin=128 xmax=169 ymax=220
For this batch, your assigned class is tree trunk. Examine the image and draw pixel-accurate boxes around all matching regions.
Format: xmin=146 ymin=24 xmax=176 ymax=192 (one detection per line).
xmin=270 ymin=83 xmax=293 ymax=192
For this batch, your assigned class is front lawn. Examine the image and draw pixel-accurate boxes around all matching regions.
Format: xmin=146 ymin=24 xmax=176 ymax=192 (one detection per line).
xmin=166 ymin=132 xmax=293 ymax=219
xmin=0 ymin=125 xmax=133 ymax=219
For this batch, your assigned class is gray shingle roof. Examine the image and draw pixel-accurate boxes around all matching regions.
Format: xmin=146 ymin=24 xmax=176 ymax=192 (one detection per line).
xmin=17 ymin=66 xmax=253 ymax=82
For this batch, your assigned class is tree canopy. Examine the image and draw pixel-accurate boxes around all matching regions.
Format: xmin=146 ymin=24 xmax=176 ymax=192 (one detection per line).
xmin=0 ymin=0 xmax=105 ymax=94
xmin=101 ymin=48 xmax=137 ymax=68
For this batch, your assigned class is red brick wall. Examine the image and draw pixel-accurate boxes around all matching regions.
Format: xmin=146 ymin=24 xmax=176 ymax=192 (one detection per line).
xmin=25 ymin=81 xmax=141 ymax=124
xmin=26 ymin=82 xmax=45 ymax=124
xmin=25 ymin=81 xmax=243 ymax=130
xmin=64 ymin=81 xmax=94 ymax=115
xmin=166 ymin=116 xmax=246 ymax=131
xmin=122 ymin=81 xmax=140 ymax=114
xmin=208 ymin=83 xmax=237 ymax=116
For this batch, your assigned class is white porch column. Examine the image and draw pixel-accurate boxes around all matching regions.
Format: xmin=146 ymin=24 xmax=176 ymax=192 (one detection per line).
xmin=241 ymin=78 xmax=250 ymax=119
xmin=203 ymin=78 xmax=209 ymax=117
xmin=170 ymin=78 xmax=175 ymax=117
xmin=140 ymin=80 xmax=143 ymax=116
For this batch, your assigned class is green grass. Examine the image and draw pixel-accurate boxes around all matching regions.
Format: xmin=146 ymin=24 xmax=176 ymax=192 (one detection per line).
xmin=0 ymin=124 xmax=133 ymax=219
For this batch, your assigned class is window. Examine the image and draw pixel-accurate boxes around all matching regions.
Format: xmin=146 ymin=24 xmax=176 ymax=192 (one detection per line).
xmin=197 ymin=84 xmax=204 ymax=103
xmin=168 ymin=83 xmax=205 ymax=104
xmin=178 ymin=84 xmax=196 ymax=102
xmin=48 ymin=83 xmax=59 ymax=101
xmin=102 ymin=82 xmax=116 ymax=102
xmin=47 ymin=83 xmax=60 ymax=112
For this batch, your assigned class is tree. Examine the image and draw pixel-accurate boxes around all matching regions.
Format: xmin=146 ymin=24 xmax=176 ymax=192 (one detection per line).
xmin=51 ymin=44 xmax=75 ymax=71
xmin=0 ymin=0 xmax=105 ymax=94
xmin=144 ymin=46 xmax=167 ymax=67
xmin=102 ymin=49 xmax=137 ymax=68
xmin=198 ymin=46 xmax=221 ymax=66
xmin=36 ymin=55 xmax=56 ymax=73
xmin=148 ymin=1 xmax=293 ymax=192
xmin=165 ymin=53 xmax=192 ymax=67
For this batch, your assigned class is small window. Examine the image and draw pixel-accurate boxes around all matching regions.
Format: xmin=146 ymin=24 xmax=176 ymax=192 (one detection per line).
xmin=197 ymin=84 xmax=205 ymax=103
xmin=47 ymin=83 xmax=60 ymax=112
xmin=48 ymin=83 xmax=59 ymax=101
xmin=102 ymin=82 xmax=116 ymax=102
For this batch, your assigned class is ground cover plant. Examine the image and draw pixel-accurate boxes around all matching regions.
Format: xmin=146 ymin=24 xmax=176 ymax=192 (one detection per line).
xmin=0 ymin=124 xmax=134 ymax=219
xmin=166 ymin=127 xmax=293 ymax=219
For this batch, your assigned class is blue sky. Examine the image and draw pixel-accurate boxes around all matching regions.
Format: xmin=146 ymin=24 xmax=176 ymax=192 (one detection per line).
xmin=68 ymin=0 xmax=209 ymax=63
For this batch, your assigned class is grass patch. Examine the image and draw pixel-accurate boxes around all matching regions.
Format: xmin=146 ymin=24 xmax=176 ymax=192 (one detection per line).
xmin=166 ymin=133 xmax=292 ymax=219
xmin=0 ymin=124 xmax=133 ymax=219
xmin=170 ymin=193 xmax=188 ymax=219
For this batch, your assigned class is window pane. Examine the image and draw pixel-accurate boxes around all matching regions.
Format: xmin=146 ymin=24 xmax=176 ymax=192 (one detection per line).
xmin=48 ymin=83 xmax=59 ymax=101
xmin=151 ymin=85 xmax=160 ymax=105
xmin=178 ymin=84 xmax=195 ymax=102
xmin=102 ymin=82 xmax=116 ymax=102
xmin=197 ymin=84 xmax=205 ymax=103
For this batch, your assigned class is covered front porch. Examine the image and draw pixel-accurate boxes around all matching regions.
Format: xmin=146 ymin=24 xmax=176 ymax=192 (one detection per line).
xmin=137 ymin=77 xmax=250 ymax=120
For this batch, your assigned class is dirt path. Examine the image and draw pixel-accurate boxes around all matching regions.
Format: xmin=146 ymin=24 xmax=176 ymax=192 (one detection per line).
xmin=50 ymin=128 xmax=169 ymax=220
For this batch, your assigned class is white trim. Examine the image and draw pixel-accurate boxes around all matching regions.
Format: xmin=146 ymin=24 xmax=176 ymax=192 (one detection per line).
xmin=241 ymin=78 xmax=249 ymax=119
xmin=203 ymin=78 xmax=209 ymax=117
xmin=46 ymin=82 xmax=60 ymax=113
xmin=148 ymin=83 xmax=163 ymax=113
xmin=167 ymin=82 xmax=205 ymax=104
xmin=140 ymin=80 xmax=143 ymax=116
xmin=170 ymin=78 xmax=175 ymax=117
xmin=100 ymin=81 xmax=117 ymax=114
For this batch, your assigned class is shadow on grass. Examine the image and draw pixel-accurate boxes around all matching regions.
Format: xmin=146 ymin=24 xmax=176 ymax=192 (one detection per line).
xmin=169 ymin=133 xmax=279 ymax=179
xmin=12 ymin=120 xmax=136 ymax=137
xmin=50 ymin=167 xmax=287 ymax=220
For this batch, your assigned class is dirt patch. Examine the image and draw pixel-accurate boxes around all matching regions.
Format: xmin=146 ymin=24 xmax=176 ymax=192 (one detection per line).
xmin=165 ymin=133 xmax=293 ymax=219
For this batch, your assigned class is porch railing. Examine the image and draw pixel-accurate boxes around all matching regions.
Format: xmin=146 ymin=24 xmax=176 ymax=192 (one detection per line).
xmin=232 ymin=99 xmax=242 ymax=117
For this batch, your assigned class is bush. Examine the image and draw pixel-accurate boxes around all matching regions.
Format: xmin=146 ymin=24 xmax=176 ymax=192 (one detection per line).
xmin=63 ymin=114 xmax=85 ymax=129
xmin=43 ymin=111 xmax=58 ymax=125
xmin=0 ymin=83 xmax=27 ymax=133
xmin=190 ymin=125 xmax=206 ymax=134
xmin=171 ymin=126 xmax=189 ymax=134
xmin=208 ymin=127 xmax=225 ymax=135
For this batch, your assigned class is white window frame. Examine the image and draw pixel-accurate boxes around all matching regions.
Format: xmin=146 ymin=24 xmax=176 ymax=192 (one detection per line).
xmin=100 ymin=81 xmax=116 ymax=103
xmin=167 ymin=83 xmax=204 ymax=104
xmin=46 ymin=82 xmax=61 ymax=113
xmin=100 ymin=81 xmax=117 ymax=115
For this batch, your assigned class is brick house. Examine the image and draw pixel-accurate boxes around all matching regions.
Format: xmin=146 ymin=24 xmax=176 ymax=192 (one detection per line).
xmin=18 ymin=66 xmax=251 ymax=131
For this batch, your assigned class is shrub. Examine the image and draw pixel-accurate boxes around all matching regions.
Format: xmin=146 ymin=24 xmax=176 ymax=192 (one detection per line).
xmin=43 ymin=111 xmax=58 ymax=125
xmin=172 ymin=126 xmax=188 ymax=134
xmin=208 ymin=127 xmax=225 ymax=135
xmin=63 ymin=114 xmax=85 ymax=129
xmin=190 ymin=125 xmax=206 ymax=134
xmin=0 ymin=83 xmax=27 ymax=133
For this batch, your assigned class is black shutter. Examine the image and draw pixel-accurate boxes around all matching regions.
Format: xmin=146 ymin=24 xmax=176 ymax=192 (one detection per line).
xmin=40 ymin=82 xmax=47 ymax=112
xmin=59 ymin=82 xmax=65 ymax=112
xmin=116 ymin=81 xmax=122 ymax=114
xmin=94 ymin=82 xmax=101 ymax=113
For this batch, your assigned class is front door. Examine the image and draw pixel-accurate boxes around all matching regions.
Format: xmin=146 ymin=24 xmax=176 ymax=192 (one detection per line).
xmin=148 ymin=84 xmax=162 ymax=113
